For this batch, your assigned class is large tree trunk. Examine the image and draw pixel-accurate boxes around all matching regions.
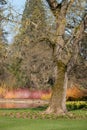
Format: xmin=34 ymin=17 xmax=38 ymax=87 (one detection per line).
xmin=45 ymin=1 xmax=68 ymax=115
xmin=46 ymin=61 xmax=68 ymax=114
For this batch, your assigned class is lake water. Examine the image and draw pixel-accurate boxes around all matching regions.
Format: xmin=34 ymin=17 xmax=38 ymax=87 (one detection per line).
xmin=0 ymin=102 xmax=37 ymax=108
xmin=0 ymin=99 xmax=48 ymax=108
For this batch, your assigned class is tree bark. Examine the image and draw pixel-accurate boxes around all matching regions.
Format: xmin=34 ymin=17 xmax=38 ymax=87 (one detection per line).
xmin=46 ymin=61 xmax=68 ymax=114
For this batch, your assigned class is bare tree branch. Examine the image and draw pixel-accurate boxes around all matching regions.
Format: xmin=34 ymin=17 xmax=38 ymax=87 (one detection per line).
xmin=67 ymin=14 xmax=86 ymax=73
xmin=46 ymin=0 xmax=59 ymax=10
xmin=46 ymin=0 xmax=74 ymax=17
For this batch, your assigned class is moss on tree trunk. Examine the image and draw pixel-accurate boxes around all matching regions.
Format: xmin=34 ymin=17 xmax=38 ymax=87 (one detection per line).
xmin=46 ymin=61 xmax=68 ymax=114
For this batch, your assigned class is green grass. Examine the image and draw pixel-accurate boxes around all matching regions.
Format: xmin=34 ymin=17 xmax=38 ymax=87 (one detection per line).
xmin=0 ymin=107 xmax=87 ymax=119
xmin=0 ymin=108 xmax=87 ymax=130
xmin=0 ymin=116 xmax=87 ymax=130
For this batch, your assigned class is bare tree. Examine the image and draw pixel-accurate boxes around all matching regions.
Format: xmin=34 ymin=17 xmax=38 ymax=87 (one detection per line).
xmin=45 ymin=0 xmax=86 ymax=114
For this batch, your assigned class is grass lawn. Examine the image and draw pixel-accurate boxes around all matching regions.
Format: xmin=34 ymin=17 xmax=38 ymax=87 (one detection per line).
xmin=0 ymin=108 xmax=87 ymax=130
xmin=0 ymin=116 xmax=87 ymax=130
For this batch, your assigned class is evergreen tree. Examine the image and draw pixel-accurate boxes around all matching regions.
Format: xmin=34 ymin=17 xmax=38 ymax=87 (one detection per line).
xmin=9 ymin=0 xmax=55 ymax=88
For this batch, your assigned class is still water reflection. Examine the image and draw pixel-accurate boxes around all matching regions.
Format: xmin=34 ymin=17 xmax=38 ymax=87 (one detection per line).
xmin=0 ymin=103 xmax=37 ymax=108
xmin=0 ymin=99 xmax=47 ymax=108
